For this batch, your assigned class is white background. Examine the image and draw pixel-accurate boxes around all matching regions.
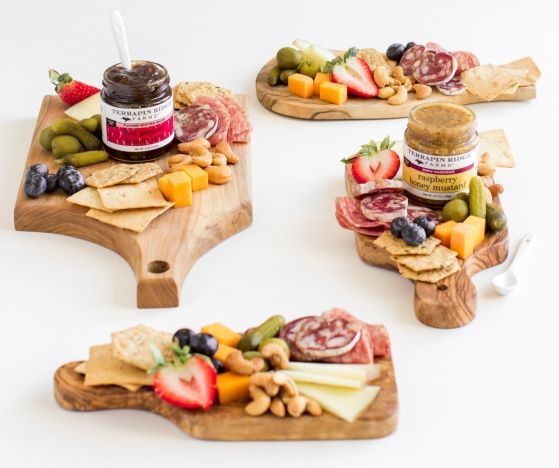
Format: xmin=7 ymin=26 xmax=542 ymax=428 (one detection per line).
xmin=1 ymin=1 xmax=557 ymax=466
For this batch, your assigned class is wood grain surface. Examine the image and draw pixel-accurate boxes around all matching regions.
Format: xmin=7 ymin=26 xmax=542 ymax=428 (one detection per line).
xmin=54 ymin=357 xmax=399 ymax=441
xmin=14 ymin=96 xmax=252 ymax=309
xmin=256 ymin=57 xmax=537 ymax=120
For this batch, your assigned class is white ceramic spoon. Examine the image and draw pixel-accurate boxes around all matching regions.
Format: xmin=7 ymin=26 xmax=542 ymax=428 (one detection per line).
xmin=111 ymin=11 xmax=131 ymax=70
xmin=492 ymin=233 xmax=534 ymax=296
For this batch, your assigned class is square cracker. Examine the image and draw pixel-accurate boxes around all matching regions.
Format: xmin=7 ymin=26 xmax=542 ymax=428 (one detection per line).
xmin=122 ymin=163 xmax=162 ymax=184
xmin=66 ymin=187 xmax=114 ymax=212
xmin=111 ymin=325 xmax=173 ymax=371
xmin=397 ymin=259 xmax=461 ymax=284
xmin=461 ymin=65 xmax=520 ymax=101
xmin=374 ymin=231 xmax=440 ymax=256
xmin=97 ymin=179 xmax=170 ymax=211
xmin=86 ymin=164 xmax=139 ymax=189
xmin=479 ymin=129 xmax=515 ymax=168
xmin=393 ymin=245 xmax=458 ymax=273
xmin=83 ymin=344 xmax=154 ymax=388
xmin=86 ymin=204 xmax=172 ymax=233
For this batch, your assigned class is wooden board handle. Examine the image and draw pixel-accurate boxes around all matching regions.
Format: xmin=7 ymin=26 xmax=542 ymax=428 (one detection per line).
xmin=136 ymin=257 xmax=180 ymax=309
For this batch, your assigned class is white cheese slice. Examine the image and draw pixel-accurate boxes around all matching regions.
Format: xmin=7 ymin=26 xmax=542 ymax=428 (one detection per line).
xmin=278 ymin=370 xmax=364 ymax=389
xmin=297 ymin=382 xmax=380 ymax=423
xmin=64 ymin=93 xmax=101 ymax=121
xmin=286 ymin=362 xmax=381 ymax=382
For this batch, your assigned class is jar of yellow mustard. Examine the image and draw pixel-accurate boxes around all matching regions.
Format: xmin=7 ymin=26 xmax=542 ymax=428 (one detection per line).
xmin=403 ymin=102 xmax=478 ymax=208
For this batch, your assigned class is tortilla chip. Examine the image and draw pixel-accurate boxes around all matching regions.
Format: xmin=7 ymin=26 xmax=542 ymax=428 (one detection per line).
xmin=397 ymin=259 xmax=461 ymax=283
xmin=122 ymin=163 xmax=162 ymax=184
xmin=86 ymin=164 xmax=139 ymax=189
xmin=393 ymin=245 xmax=458 ymax=272
xmin=74 ymin=362 xmax=87 ymax=375
xmin=66 ymin=187 xmax=114 ymax=212
xmin=462 ymin=65 xmax=520 ymax=101
xmin=86 ymin=204 xmax=172 ymax=233
xmin=499 ymin=57 xmax=540 ymax=85
xmin=479 ymin=129 xmax=515 ymax=168
xmin=374 ymin=231 xmax=440 ymax=255
xmin=97 ymin=179 xmax=170 ymax=211
xmin=84 ymin=344 xmax=154 ymax=388
xmin=111 ymin=325 xmax=173 ymax=371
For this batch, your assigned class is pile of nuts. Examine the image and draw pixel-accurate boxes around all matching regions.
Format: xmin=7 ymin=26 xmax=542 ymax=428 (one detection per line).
xmin=373 ymin=65 xmax=432 ymax=105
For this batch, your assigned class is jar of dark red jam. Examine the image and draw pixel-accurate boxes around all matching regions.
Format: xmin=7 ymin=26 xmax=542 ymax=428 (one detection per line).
xmin=100 ymin=60 xmax=174 ymax=162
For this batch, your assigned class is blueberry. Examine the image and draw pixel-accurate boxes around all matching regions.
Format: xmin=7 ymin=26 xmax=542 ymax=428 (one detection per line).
xmin=58 ymin=170 xmax=84 ymax=195
xmin=189 ymin=333 xmax=218 ymax=357
xmin=173 ymin=328 xmax=195 ymax=348
xmin=27 ymin=163 xmax=48 ymax=179
xmin=405 ymin=41 xmax=416 ymax=51
xmin=401 ymin=223 xmax=426 ymax=246
xmin=56 ymin=165 xmax=78 ymax=179
xmin=24 ymin=173 xmax=47 ymax=198
xmin=210 ymin=357 xmax=225 ymax=374
xmin=390 ymin=216 xmax=411 ymax=238
xmin=386 ymin=43 xmax=406 ymax=62
xmin=45 ymin=173 xmax=58 ymax=193
xmin=413 ymin=216 xmax=436 ymax=237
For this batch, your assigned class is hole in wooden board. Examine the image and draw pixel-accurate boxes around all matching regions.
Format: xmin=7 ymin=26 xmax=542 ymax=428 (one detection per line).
xmin=147 ymin=261 xmax=170 ymax=274
xmin=437 ymin=284 xmax=448 ymax=291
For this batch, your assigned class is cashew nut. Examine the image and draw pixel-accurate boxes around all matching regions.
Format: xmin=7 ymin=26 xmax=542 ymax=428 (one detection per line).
xmin=477 ymin=161 xmax=496 ymax=177
xmin=274 ymin=373 xmax=298 ymax=397
xmin=245 ymin=385 xmax=271 ymax=416
xmin=261 ymin=343 xmax=289 ymax=370
xmin=378 ymin=86 xmax=396 ymax=100
xmin=387 ymin=86 xmax=408 ymax=105
xmin=168 ymin=154 xmax=186 ymax=165
xmin=214 ymin=141 xmax=240 ymax=165
xmin=250 ymin=372 xmax=280 ymax=396
xmin=270 ymin=397 xmax=286 ymax=417
xmin=177 ymin=138 xmax=211 ymax=153
xmin=224 ymin=350 xmax=264 ymax=375
xmin=412 ymin=84 xmax=432 ymax=100
xmin=285 ymin=395 xmax=322 ymax=417
xmin=391 ymin=66 xmax=405 ymax=83
xmin=373 ymin=66 xmax=390 ymax=88
xmin=402 ymin=77 xmax=413 ymax=91
xmin=211 ymin=153 xmax=227 ymax=166
xmin=205 ymin=165 xmax=232 ymax=184
xmin=168 ymin=156 xmax=193 ymax=173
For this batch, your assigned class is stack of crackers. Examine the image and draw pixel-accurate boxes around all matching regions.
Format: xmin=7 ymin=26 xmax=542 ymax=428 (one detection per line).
xmin=75 ymin=325 xmax=172 ymax=391
xmin=374 ymin=232 xmax=460 ymax=284
xmin=67 ymin=163 xmax=173 ymax=233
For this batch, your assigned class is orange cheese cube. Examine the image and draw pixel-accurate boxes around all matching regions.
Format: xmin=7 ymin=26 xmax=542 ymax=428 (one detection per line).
xmin=214 ymin=343 xmax=237 ymax=363
xmin=463 ymin=216 xmax=486 ymax=248
xmin=157 ymin=172 xmax=192 ymax=207
xmin=216 ymin=372 xmax=250 ymax=404
xmin=450 ymin=223 xmax=477 ymax=259
xmin=434 ymin=220 xmax=457 ymax=247
xmin=320 ymin=82 xmax=348 ymax=105
xmin=201 ymin=323 xmax=241 ymax=347
xmin=181 ymin=164 xmax=208 ymax=192
xmin=313 ymin=72 xmax=331 ymax=95
xmin=288 ymin=73 xmax=314 ymax=98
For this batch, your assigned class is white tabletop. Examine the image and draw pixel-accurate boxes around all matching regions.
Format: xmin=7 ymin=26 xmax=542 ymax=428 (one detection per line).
xmin=1 ymin=1 xmax=558 ymax=466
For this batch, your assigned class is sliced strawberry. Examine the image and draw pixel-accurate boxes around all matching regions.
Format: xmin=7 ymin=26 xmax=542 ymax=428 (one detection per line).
xmin=153 ymin=355 xmax=217 ymax=410
xmin=324 ymin=48 xmax=378 ymax=98
xmin=49 ymin=69 xmax=100 ymax=106
xmin=343 ymin=137 xmax=400 ymax=182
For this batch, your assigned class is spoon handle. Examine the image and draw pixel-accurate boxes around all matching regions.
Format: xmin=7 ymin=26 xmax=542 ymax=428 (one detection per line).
xmin=111 ymin=11 xmax=132 ymax=70
xmin=508 ymin=232 xmax=534 ymax=273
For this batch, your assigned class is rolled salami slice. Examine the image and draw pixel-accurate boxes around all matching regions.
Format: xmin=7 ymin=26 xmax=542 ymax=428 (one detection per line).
xmin=399 ymin=44 xmax=425 ymax=75
xmin=295 ymin=316 xmax=361 ymax=359
xmin=360 ymin=193 xmax=408 ymax=223
xmin=174 ymin=104 xmax=218 ymax=143
xmin=407 ymin=204 xmax=442 ymax=223
xmin=436 ymin=78 xmax=467 ymax=96
xmin=414 ymin=52 xmax=457 ymax=86
xmin=425 ymin=41 xmax=447 ymax=53
xmin=451 ymin=50 xmax=480 ymax=76
xmin=279 ymin=316 xmax=316 ymax=361
xmin=193 ymin=96 xmax=231 ymax=145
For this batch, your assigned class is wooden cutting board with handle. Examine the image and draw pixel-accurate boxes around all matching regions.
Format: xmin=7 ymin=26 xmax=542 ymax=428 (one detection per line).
xmin=14 ymin=95 xmax=252 ymax=309
xmin=54 ymin=357 xmax=398 ymax=441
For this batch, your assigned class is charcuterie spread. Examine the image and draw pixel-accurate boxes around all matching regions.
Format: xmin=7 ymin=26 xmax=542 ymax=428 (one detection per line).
xmin=54 ymin=310 xmax=398 ymax=440
xmin=256 ymin=39 xmax=540 ymax=120
xmin=336 ymin=104 xmax=511 ymax=327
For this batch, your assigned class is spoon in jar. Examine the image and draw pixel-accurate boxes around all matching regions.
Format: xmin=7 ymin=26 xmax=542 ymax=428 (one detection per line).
xmin=111 ymin=11 xmax=132 ymax=70
xmin=492 ymin=232 xmax=534 ymax=296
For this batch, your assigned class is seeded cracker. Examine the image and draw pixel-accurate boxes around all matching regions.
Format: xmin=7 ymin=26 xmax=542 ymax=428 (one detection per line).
xmin=86 ymin=164 xmax=139 ymax=188
xmin=97 ymin=179 xmax=171 ymax=211
xmin=66 ymin=187 xmax=114 ymax=212
xmin=397 ymin=260 xmax=461 ymax=283
xmin=374 ymin=231 xmax=440 ymax=256
xmin=111 ymin=325 xmax=173 ymax=371
xmin=122 ymin=162 xmax=162 ymax=184
xmin=393 ymin=245 xmax=458 ymax=272
xmin=86 ymin=205 xmax=172 ymax=233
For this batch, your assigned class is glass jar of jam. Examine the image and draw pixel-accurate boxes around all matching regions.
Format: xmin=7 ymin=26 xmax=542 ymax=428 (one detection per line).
xmin=403 ymin=102 xmax=479 ymax=208
xmin=100 ymin=60 xmax=174 ymax=162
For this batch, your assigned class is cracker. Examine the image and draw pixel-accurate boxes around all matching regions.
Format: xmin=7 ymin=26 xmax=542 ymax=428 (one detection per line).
xmin=86 ymin=164 xmax=139 ymax=188
xmin=84 ymin=344 xmax=154 ymax=388
xmin=461 ymin=65 xmax=520 ymax=101
xmin=122 ymin=163 xmax=162 ymax=184
xmin=86 ymin=205 xmax=172 ymax=233
xmin=374 ymin=231 xmax=440 ymax=255
xmin=397 ymin=259 xmax=460 ymax=283
xmin=357 ymin=49 xmax=392 ymax=70
xmin=393 ymin=245 xmax=457 ymax=272
xmin=97 ymin=179 xmax=170 ymax=211
xmin=66 ymin=187 xmax=114 ymax=212
xmin=111 ymin=325 xmax=173 ymax=371
xmin=479 ymin=129 xmax=515 ymax=168
xmin=173 ymin=81 xmax=234 ymax=109
xmin=499 ymin=57 xmax=540 ymax=85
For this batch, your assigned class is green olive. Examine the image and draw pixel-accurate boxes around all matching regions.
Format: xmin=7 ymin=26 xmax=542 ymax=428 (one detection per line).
xmin=39 ymin=126 xmax=56 ymax=151
xmin=276 ymin=47 xmax=303 ymax=69
xmin=298 ymin=61 xmax=320 ymax=79
xmin=267 ymin=65 xmax=281 ymax=86
xmin=279 ymin=68 xmax=297 ymax=85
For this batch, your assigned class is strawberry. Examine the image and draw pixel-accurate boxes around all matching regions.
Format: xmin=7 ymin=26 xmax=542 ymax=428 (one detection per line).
xmin=342 ymin=136 xmax=400 ymax=182
xmin=49 ymin=69 xmax=100 ymax=106
xmin=323 ymin=48 xmax=378 ymax=98
xmin=153 ymin=355 xmax=217 ymax=410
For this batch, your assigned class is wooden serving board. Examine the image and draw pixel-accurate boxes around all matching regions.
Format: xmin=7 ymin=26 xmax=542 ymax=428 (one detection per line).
xmin=345 ymin=173 xmax=509 ymax=328
xmin=14 ymin=96 xmax=252 ymax=309
xmin=256 ymin=57 xmax=536 ymax=120
xmin=54 ymin=358 xmax=399 ymax=441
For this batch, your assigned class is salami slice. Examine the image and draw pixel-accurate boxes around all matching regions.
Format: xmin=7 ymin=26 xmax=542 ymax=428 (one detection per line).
xmin=414 ymin=52 xmax=457 ymax=85
xmin=216 ymin=96 xmax=252 ymax=143
xmin=345 ymin=167 xmax=405 ymax=198
xmin=174 ymin=104 xmax=218 ymax=143
xmin=451 ymin=50 xmax=480 ymax=76
xmin=399 ymin=44 xmax=425 ymax=75
xmin=279 ymin=316 xmax=316 ymax=361
xmin=193 ymin=96 xmax=231 ymax=145
xmin=336 ymin=197 xmax=391 ymax=236
xmin=425 ymin=41 xmax=447 ymax=53
xmin=366 ymin=324 xmax=391 ymax=357
xmin=436 ymin=78 xmax=467 ymax=96
xmin=360 ymin=193 xmax=408 ymax=223
xmin=295 ymin=316 xmax=361 ymax=358
xmin=407 ymin=204 xmax=442 ymax=223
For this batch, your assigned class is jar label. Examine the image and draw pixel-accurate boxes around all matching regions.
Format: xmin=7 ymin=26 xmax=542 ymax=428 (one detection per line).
xmin=402 ymin=144 xmax=478 ymax=202
xmin=101 ymin=97 xmax=174 ymax=152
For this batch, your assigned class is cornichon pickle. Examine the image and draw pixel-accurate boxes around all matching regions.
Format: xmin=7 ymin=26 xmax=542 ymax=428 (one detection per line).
xmin=258 ymin=337 xmax=290 ymax=358
xmin=51 ymin=118 xmax=100 ymax=151
xmin=80 ymin=117 xmax=98 ymax=133
xmin=486 ymin=204 xmax=507 ymax=232
xmin=469 ymin=176 xmax=486 ymax=219
xmin=39 ymin=126 xmax=56 ymax=150
xmin=267 ymin=65 xmax=281 ymax=86
xmin=237 ymin=315 xmax=285 ymax=352
xmin=279 ymin=69 xmax=297 ymax=84
xmin=51 ymin=135 xmax=84 ymax=158
xmin=62 ymin=150 xmax=109 ymax=167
